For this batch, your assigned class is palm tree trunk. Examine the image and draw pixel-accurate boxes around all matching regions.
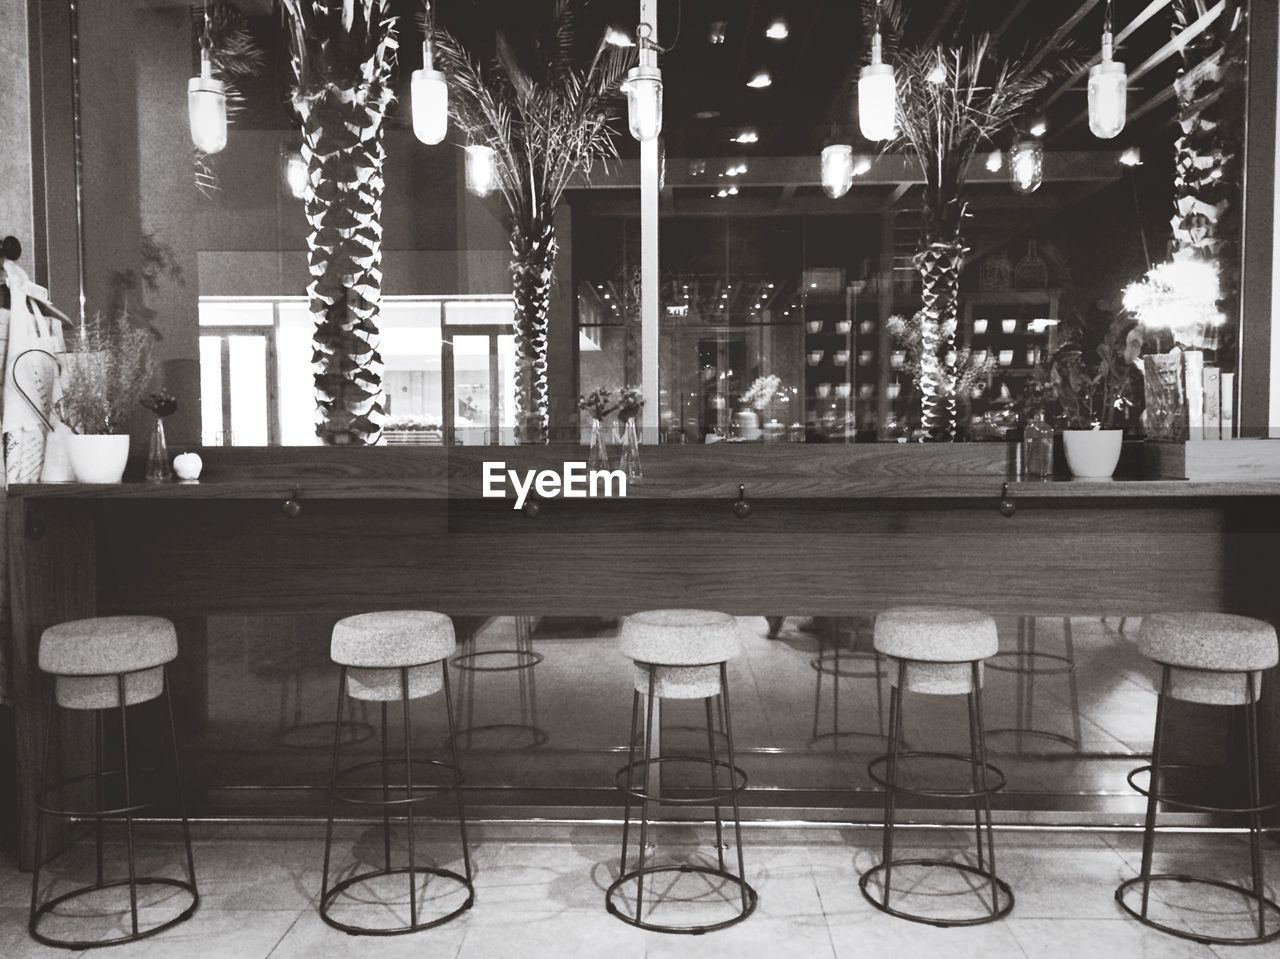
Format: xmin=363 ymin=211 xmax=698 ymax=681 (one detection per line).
xmin=300 ymin=91 xmax=388 ymax=446
xmin=511 ymin=221 xmax=557 ymax=445
xmin=914 ymin=239 xmax=965 ymax=441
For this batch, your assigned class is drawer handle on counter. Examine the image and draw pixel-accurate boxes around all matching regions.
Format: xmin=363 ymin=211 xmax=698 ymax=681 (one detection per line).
xmin=283 ymin=486 xmax=302 ymax=519
xmin=999 ymin=482 xmax=1016 ymax=518
xmin=733 ymin=484 xmax=752 ymax=519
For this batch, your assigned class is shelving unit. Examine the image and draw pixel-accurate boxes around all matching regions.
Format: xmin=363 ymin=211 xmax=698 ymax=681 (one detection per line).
xmin=962 ymin=289 xmax=1061 ymax=426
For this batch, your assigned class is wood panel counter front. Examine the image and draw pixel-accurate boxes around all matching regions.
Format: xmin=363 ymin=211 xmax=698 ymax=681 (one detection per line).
xmin=8 ymin=443 xmax=1280 ymax=867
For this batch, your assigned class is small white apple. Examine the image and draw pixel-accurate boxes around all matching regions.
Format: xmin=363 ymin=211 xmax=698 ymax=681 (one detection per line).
xmin=173 ymin=452 xmax=203 ymax=482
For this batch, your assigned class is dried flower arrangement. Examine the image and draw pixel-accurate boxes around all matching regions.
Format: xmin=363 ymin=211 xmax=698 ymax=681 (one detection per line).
xmin=616 ymin=387 xmax=645 ymax=423
xmin=579 ymin=388 xmax=616 ymax=422
xmin=56 ymin=314 xmax=157 ymax=435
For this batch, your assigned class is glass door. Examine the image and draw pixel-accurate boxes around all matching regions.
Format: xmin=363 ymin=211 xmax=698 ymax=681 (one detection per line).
xmin=442 ymin=318 xmax=516 ymax=445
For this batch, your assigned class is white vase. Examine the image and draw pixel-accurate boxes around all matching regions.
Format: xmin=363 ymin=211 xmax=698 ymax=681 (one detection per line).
xmin=1062 ymin=429 xmax=1123 ymax=480
xmin=67 ymin=434 xmax=130 ymax=483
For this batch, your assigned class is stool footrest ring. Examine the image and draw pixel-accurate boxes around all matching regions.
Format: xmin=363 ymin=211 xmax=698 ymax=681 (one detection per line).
xmin=1125 ymin=763 xmax=1280 ymax=815
xmin=614 ymin=755 xmax=748 ymax=805
xmin=30 ymin=878 xmax=199 ymax=950
xmin=1115 ymin=874 xmax=1280 ymax=946
xmin=451 ymin=649 xmax=543 ymax=672
xmin=859 ymin=859 xmax=1014 ymax=927
xmin=605 ymin=864 xmax=758 ymax=935
xmin=320 ymin=866 xmax=474 ymax=936
xmin=867 ymin=750 xmax=1007 ymax=799
xmin=985 ymin=650 xmax=1076 ymax=676
xmin=328 ymin=758 xmax=464 ymax=808
xmin=37 ymin=767 xmax=170 ymax=819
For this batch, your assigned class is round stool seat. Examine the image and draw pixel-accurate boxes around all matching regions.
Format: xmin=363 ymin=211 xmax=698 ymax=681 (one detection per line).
xmin=1136 ymin=612 xmax=1278 ymax=705
xmin=39 ymin=616 xmax=177 ymax=710
xmin=874 ymin=607 xmax=998 ymax=696
xmin=331 ymin=611 xmax=456 ymax=702
xmin=621 ymin=609 xmax=739 ymax=700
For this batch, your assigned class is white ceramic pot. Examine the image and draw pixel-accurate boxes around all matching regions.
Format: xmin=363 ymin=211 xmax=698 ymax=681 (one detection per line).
xmin=1062 ymin=429 xmax=1123 ymax=480
xmin=67 ymin=434 xmax=130 ymax=483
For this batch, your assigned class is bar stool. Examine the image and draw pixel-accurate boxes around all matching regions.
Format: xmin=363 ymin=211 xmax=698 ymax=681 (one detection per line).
xmin=810 ymin=616 xmax=887 ymax=749
xmin=985 ymin=616 xmax=1082 ymax=753
xmin=860 ymin=606 xmax=1013 ymax=926
xmin=30 ymin=616 xmax=198 ymax=949
xmin=321 ymin=611 xmax=474 ymax=935
xmin=451 ymin=615 xmax=546 ymax=749
xmin=1116 ymin=611 xmax=1280 ymax=946
xmin=606 ymin=609 xmax=757 ymax=934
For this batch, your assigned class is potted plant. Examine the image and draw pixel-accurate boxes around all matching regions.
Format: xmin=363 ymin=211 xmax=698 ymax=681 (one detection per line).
xmin=55 ymin=314 xmax=156 ymax=483
xmin=1049 ymin=314 xmax=1142 ymax=479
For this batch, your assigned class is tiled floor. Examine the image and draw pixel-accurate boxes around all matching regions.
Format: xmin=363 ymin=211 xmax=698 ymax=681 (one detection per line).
xmin=1 ymin=822 xmax=1277 ymax=957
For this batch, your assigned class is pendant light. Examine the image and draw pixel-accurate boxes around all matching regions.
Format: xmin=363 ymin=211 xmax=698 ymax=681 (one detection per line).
xmin=188 ymin=4 xmax=227 ymax=154
xmin=821 ymin=144 xmax=854 ymax=199
xmin=1010 ymin=137 xmax=1044 ymax=194
xmin=1088 ymin=0 xmax=1127 ymax=139
xmin=464 ymin=144 xmax=497 ymax=196
xmin=985 ymin=149 xmax=1003 ymax=173
xmin=412 ymin=3 xmax=448 ymax=144
xmin=623 ymin=22 xmax=663 ymax=142
xmin=858 ymin=0 xmax=896 ymax=142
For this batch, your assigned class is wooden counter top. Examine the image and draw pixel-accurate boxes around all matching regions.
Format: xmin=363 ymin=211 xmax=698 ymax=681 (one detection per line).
xmin=8 ymin=443 xmax=1280 ymax=502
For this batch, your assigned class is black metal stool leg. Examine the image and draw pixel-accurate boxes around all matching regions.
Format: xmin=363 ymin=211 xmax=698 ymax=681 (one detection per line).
xmin=706 ymin=695 xmax=726 ymax=872
xmin=972 ymin=662 xmax=1001 ymax=916
xmin=162 ymin=669 xmax=199 ymax=896
xmin=95 ymin=709 xmax=105 ymax=888
xmin=618 ymin=689 xmax=641 ymax=880
xmin=966 ymin=677 xmax=986 ymax=875
xmin=401 ymin=667 xmax=418 ymax=929
xmin=720 ymin=663 xmax=749 ymax=912
xmin=1246 ymin=671 xmax=1266 ymax=939
xmin=1138 ymin=666 xmax=1170 ymax=920
xmin=1064 ymin=619 xmax=1083 ymax=749
xmin=441 ymin=665 xmax=473 ymax=884
xmin=116 ymin=675 xmax=140 ymax=938
xmin=320 ymin=667 xmax=346 ymax=906
xmin=635 ymin=665 xmax=657 ymax=920
xmin=880 ymin=660 xmax=906 ymax=908
xmin=381 ymin=702 xmax=391 ymax=872
xmin=29 ymin=692 xmax=56 ymax=927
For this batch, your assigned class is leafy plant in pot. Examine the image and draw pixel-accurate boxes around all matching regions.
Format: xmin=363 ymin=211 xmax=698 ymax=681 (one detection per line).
xmin=1049 ymin=314 xmax=1142 ymax=479
xmin=55 ymin=314 xmax=157 ymax=483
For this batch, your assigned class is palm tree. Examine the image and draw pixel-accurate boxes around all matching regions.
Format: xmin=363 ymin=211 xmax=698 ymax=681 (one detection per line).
xmin=433 ymin=1 xmax=631 ymax=444
xmin=281 ymin=0 xmax=398 ymax=445
xmin=866 ymin=1 xmax=1068 ymax=440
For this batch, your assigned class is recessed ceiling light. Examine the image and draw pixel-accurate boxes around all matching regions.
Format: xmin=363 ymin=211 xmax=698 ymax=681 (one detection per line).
xmin=692 ymin=110 xmax=721 ymax=121
xmin=985 ymin=149 xmax=1003 ymax=173
xmin=1029 ymin=116 xmax=1048 ymax=137
xmin=732 ymin=129 xmax=759 ymax=144
xmin=765 ymin=19 xmax=788 ymax=40
xmin=709 ymin=20 xmax=727 ymax=44
xmin=747 ymin=71 xmax=772 ymax=89
xmin=1119 ymin=147 xmax=1142 ymax=167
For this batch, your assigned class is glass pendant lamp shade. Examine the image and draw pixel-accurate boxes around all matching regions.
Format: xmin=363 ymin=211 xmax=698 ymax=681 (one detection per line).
xmin=821 ymin=144 xmax=854 ymax=199
xmin=465 ymin=144 xmax=497 ymax=196
xmin=412 ymin=43 xmax=449 ymax=145
xmin=858 ymin=62 xmax=896 ymax=142
xmin=1011 ymin=138 xmax=1044 ymax=194
xmin=1088 ymin=53 xmax=1126 ymax=139
xmin=623 ymin=65 xmax=663 ymax=142
xmin=188 ymin=51 xmax=227 ymax=154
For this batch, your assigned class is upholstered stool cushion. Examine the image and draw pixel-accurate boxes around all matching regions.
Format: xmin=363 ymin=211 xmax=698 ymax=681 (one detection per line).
xmin=620 ymin=609 xmax=739 ymax=667
xmin=632 ymin=663 xmax=722 ymax=700
xmin=331 ymin=611 xmax=455 ymax=703
xmin=39 ymin=616 xmax=177 ymax=710
xmin=874 ymin=606 xmax=998 ymax=696
xmin=1136 ymin=612 xmax=1278 ymax=706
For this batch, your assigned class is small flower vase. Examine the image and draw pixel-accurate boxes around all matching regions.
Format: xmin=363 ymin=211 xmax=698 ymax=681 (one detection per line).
xmin=588 ymin=417 xmax=610 ymax=471
xmin=145 ymin=416 xmax=171 ymax=483
xmin=620 ymin=418 xmax=642 ymax=483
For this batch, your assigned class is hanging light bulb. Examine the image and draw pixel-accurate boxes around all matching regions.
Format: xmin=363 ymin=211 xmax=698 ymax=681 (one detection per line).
xmin=188 ymin=13 xmax=227 ymax=156
xmin=464 ymin=144 xmax=497 ymax=196
xmin=853 ymin=155 xmax=872 ymax=176
xmin=858 ymin=4 xmax=896 ymax=142
xmin=1088 ymin=0 xmax=1127 ymax=139
xmin=1011 ymin=138 xmax=1044 ymax=194
xmin=1119 ymin=146 xmax=1142 ymax=167
xmin=412 ymin=41 xmax=449 ymax=144
xmin=282 ymin=148 xmax=307 ymax=199
xmin=927 ymin=48 xmax=946 ymax=85
xmin=1028 ymin=116 xmax=1048 ymax=138
xmin=623 ymin=22 xmax=663 ymax=142
xmin=821 ymin=144 xmax=854 ymax=199
xmin=986 ymin=149 xmax=1003 ymax=173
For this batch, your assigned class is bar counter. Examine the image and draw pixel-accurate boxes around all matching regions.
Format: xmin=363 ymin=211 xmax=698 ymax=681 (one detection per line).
xmin=8 ymin=443 xmax=1280 ymax=868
